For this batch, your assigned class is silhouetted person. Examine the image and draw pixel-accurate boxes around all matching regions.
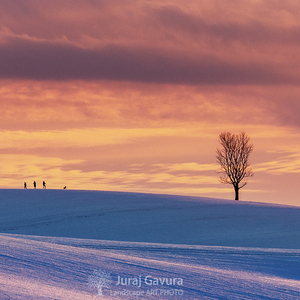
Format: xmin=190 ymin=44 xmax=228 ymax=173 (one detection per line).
xmin=33 ymin=181 xmax=36 ymax=189
xmin=24 ymin=182 xmax=27 ymax=189
xmin=43 ymin=181 xmax=46 ymax=189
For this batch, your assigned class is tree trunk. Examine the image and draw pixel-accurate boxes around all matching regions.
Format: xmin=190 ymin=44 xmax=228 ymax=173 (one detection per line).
xmin=234 ymin=185 xmax=239 ymax=200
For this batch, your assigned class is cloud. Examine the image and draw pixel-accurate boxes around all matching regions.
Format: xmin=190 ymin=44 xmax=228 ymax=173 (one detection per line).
xmin=1 ymin=79 xmax=300 ymax=132
xmin=152 ymin=3 xmax=300 ymax=46
xmin=0 ymin=152 xmax=221 ymax=194
xmin=254 ymin=153 xmax=300 ymax=175
xmin=0 ymin=37 xmax=294 ymax=84
xmin=1 ymin=1 xmax=300 ymax=85
xmin=0 ymin=127 xmax=200 ymax=150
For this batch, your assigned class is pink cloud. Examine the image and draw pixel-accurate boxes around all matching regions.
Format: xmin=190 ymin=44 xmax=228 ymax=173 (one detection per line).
xmin=0 ymin=1 xmax=300 ymax=85
xmin=0 ymin=37 xmax=294 ymax=85
xmin=0 ymin=80 xmax=299 ymax=131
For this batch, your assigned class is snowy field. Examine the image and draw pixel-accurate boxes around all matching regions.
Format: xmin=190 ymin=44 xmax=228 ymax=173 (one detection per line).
xmin=0 ymin=189 xmax=300 ymax=299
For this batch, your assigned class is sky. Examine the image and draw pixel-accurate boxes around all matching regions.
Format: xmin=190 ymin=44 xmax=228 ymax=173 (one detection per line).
xmin=0 ymin=0 xmax=299 ymax=206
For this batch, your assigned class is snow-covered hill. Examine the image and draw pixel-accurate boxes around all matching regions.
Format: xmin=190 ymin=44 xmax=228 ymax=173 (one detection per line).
xmin=0 ymin=189 xmax=299 ymax=299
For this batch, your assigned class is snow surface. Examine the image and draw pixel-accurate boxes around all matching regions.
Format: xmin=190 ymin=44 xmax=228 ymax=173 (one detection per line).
xmin=0 ymin=189 xmax=300 ymax=299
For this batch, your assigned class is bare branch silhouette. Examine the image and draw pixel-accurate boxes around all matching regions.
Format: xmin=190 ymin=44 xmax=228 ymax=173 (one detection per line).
xmin=216 ymin=132 xmax=253 ymax=200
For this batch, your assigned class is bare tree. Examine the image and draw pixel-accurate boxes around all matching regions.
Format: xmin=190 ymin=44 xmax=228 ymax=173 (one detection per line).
xmin=88 ymin=269 xmax=112 ymax=296
xmin=216 ymin=132 xmax=253 ymax=200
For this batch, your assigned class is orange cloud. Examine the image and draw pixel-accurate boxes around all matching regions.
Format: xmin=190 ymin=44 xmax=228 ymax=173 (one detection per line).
xmin=1 ymin=80 xmax=300 ymax=131
xmin=254 ymin=153 xmax=300 ymax=175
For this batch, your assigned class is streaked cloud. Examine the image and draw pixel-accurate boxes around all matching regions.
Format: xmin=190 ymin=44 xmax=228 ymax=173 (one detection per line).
xmin=1 ymin=1 xmax=300 ymax=85
xmin=0 ymin=127 xmax=197 ymax=148
xmin=0 ymin=37 xmax=293 ymax=84
xmin=254 ymin=153 xmax=300 ymax=175
xmin=1 ymin=80 xmax=300 ymax=131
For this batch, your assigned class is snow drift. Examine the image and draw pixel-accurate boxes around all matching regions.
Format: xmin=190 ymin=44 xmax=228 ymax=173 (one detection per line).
xmin=0 ymin=189 xmax=299 ymax=299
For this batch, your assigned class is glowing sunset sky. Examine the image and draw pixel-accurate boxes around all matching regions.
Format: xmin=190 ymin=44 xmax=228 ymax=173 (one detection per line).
xmin=0 ymin=0 xmax=299 ymax=205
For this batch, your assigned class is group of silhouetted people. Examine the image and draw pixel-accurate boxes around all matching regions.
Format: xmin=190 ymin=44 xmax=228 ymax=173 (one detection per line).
xmin=23 ymin=181 xmax=66 ymax=189
xmin=23 ymin=181 xmax=47 ymax=189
